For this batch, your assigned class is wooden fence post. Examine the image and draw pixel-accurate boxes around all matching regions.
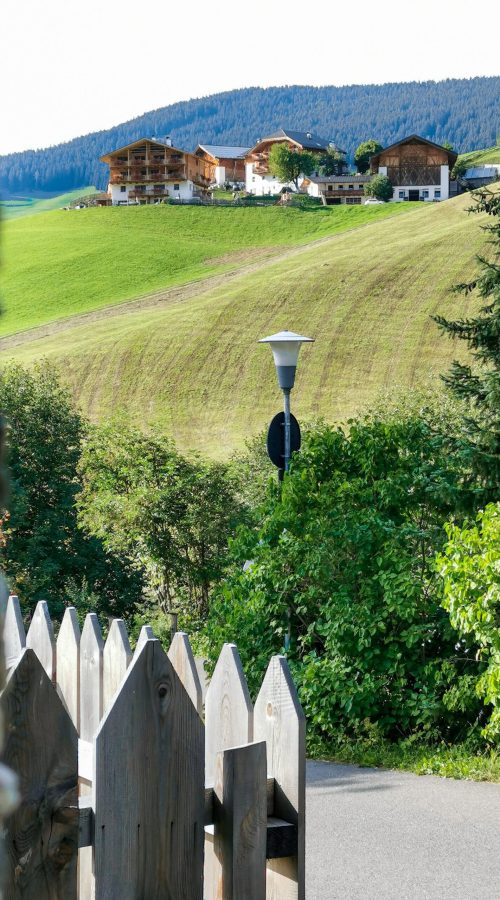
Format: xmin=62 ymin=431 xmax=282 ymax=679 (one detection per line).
xmin=214 ymin=741 xmax=267 ymax=900
xmin=205 ymin=643 xmax=254 ymax=899
xmin=254 ymin=656 xmax=306 ymax=900
xmin=80 ymin=613 xmax=104 ymax=742
xmin=168 ymin=631 xmax=203 ymax=715
xmin=56 ymin=606 xmax=80 ymax=731
xmin=205 ymin=643 xmax=253 ymax=786
xmin=94 ymin=639 xmax=204 ymax=899
xmin=79 ymin=613 xmax=103 ymax=900
xmin=133 ymin=624 xmax=156 ymax=659
xmin=1 ymin=649 xmax=78 ymax=899
xmin=103 ymin=618 xmax=132 ymax=714
xmin=26 ymin=599 xmax=56 ymax=682
xmin=4 ymin=595 xmax=25 ymax=671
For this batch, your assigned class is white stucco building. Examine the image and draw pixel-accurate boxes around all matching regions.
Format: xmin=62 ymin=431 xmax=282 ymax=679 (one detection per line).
xmin=100 ymin=137 xmax=212 ymax=205
xmin=245 ymin=129 xmax=346 ymax=196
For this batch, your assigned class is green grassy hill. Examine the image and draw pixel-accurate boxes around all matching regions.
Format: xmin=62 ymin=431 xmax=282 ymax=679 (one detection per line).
xmin=3 ymin=190 xmax=493 ymax=457
xmin=459 ymin=146 xmax=500 ymax=167
xmin=0 ymin=188 xmax=97 ymax=221
xmin=1 ymin=202 xmax=417 ymax=337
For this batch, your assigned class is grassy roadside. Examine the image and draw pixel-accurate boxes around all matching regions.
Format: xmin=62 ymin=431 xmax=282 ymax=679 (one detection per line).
xmin=308 ymin=735 xmax=500 ymax=782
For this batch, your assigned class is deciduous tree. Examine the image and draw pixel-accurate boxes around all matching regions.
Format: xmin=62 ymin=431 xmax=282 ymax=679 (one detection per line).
xmin=354 ymin=139 xmax=383 ymax=173
xmin=364 ymin=174 xmax=393 ymax=202
xmin=268 ymin=143 xmax=316 ymax=189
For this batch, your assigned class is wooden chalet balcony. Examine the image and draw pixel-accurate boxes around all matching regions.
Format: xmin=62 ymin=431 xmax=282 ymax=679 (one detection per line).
xmin=323 ymin=189 xmax=365 ymax=197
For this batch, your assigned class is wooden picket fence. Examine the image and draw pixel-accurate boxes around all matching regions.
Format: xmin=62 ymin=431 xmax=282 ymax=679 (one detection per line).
xmin=1 ymin=596 xmax=305 ymax=899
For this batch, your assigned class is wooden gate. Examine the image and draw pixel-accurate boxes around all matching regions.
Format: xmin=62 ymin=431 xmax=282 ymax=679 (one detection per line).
xmin=1 ymin=596 xmax=305 ymax=899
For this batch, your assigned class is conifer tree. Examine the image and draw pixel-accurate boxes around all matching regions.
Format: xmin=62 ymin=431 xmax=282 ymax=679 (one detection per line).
xmin=433 ymin=189 xmax=500 ymax=501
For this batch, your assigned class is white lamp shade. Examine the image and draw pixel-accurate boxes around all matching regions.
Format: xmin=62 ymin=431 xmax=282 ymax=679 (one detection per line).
xmin=258 ymin=330 xmax=314 ymax=367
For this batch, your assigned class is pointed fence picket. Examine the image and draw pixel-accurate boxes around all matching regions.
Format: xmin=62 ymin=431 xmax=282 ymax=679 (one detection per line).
xmin=1 ymin=596 xmax=305 ymax=900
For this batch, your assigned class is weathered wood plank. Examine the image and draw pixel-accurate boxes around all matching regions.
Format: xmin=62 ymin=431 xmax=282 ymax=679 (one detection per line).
xmin=26 ymin=600 xmax=56 ymax=681
xmin=94 ymin=640 xmax=204 ymax=900
xmin=265 ymin=819 xmax=297 ymax=860
xmin=4 ymin=595 xmax=26 ymax=671
xmin=254 ymin=656 xmax=306 ymax=900
xmin=168 ymin=631 xmax=203 ymax=715
xmin=78 ymin=797 xmax=94 ymax=849
xmin=1 ymin=649 xmax=78 ymax=899
xmin=80 ymin=613 xmax=104 ymax=741
xmin=205 ymin=644 xmax=254 ymax=900
xmin=56 ymin=606 xmax=80 ymax=731
xmin=195 ymin=656 xmax=208 ymax=705
xmin=103 ymin=618 xmax=132 ymax=714
xmin=205 ymin=643 xmax=253 ymax=786
xmin=133 ymin=624 xmax=156 ymax=659
xmin=205 ymin=779 xmax=275 ymax=826
xmin=214 ymin=741 xmax=267 ymax=900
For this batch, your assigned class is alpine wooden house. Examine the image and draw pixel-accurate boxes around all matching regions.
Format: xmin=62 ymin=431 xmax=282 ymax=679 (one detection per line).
xmin=194 ymin=144 xmax=250 ymax=186
xmin=101 ymin=137 xmax=212 ymax=205
xmin=303 ymin=174 xmax=372 ymax=204
xmin=370 ymin=135 xmax=458 ymax=202
xmin=245 ymin=129 xmax=346 ymax=196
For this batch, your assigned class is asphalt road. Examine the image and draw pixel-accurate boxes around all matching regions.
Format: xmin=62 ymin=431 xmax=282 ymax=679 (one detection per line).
xmin=306 ymin=760 xmax=500 ymax=900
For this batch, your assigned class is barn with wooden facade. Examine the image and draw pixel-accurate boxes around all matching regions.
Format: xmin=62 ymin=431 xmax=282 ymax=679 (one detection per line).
xmin=101 ymin=137 xmax=212 ymax=205
xmin=194 ymin=145 xmax=250 ymax=187
xmin=245 ymin=129 xmax=346 ymax=196
xmin=370 ymin=135 xmax=457 ymax=202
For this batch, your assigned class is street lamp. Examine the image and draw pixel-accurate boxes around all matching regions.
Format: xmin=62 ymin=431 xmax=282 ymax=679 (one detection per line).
xmin=258 ymin=330 xmax=314 ymax=473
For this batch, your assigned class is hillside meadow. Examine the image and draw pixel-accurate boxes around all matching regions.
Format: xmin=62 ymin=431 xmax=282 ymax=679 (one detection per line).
xmin=0 ymin=188 xmax=97 ymax=221
xmin=3 ymin=190 xmax=492 ymax=456
xmin=1 ymin=202 xmax=419 ymax=336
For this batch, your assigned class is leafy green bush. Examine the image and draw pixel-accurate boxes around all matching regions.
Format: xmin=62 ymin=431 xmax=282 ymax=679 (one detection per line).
xmin=205 ymin=412 xmax=484 ymax=741
xmin=0 ymin=363 xmax=142 ymax=619
xmin=78 ymin=421 xmax=247 ymax=624
xmin=364 ymin=175 xmax=393 ymax=202
xmin=437 ymin=503 xmax=500 ymax=742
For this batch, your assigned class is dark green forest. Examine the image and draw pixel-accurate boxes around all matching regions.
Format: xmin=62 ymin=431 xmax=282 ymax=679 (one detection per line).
xmin=1 ymin=78 xmax=499 ymax=193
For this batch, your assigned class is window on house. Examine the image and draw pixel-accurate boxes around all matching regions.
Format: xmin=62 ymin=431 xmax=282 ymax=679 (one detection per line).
xmin=435 ymin=189 xmax=441 ymax=198
xmin=328 ymin=185 xmax=332 ymax=191
xmin=423 ymin=190 xmax=429 ymax=198
xmin=348 ymin=184 xmax=354 ymax=189
xmin=398 ymin=190 xmax=405 ymax=199
xmin=120 ymin=186 xmax=126 ymax=193
xmin=174 ymin=184 xmax=180 ymax=190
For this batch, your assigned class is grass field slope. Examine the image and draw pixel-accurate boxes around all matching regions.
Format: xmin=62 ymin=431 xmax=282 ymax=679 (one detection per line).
xmin=3 ymin=190 xmax=493 ymax=457
xmin=1 ymin=202 xmax=417 ymax=337
xmin=0 ymin=188 xmax=97 ymax=221
xmin=459 ymin=146 xmax=500 ymax=167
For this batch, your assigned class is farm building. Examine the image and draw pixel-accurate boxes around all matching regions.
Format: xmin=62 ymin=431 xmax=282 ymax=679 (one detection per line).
xmin=101 ymin=137 xmax=212 ymax=205
xmin=245 ymin=129 xmax=346 ymax=196
xmin=370 ymin=135 xmax=457 ymax=202
xmin=303 ymin=174 xmax=372 ymax=204
xmin=194 ymin=144 xmax=250 ymax=186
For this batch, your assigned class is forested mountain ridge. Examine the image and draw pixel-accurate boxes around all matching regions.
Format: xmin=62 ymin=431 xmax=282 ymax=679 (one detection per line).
xmin=2 ymin=78 xmax=499 ymax=193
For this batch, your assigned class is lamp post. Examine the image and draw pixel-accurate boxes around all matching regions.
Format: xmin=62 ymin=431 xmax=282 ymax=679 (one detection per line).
xmin=259 ymin=330 xmax=314 ymax=473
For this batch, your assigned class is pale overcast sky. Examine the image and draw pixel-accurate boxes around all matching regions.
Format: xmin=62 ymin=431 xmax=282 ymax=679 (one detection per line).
xmin=3 ymin=0 xmax=499 ymax=155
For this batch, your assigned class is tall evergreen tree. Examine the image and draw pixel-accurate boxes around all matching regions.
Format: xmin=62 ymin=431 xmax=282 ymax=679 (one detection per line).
xmin=433 ymin=189 xmax=500 ymax=501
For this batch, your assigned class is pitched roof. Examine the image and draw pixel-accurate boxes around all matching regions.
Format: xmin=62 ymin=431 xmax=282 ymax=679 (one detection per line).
xmin=251 ymin=129 xmax=347 ymax=154
xmin=100 ymin=136 xmax=188 ymax=163
xmin=370 ymin=134 xmax=458 ymax=166
xmin=196 ymin=144 xmax=250 ymax=159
